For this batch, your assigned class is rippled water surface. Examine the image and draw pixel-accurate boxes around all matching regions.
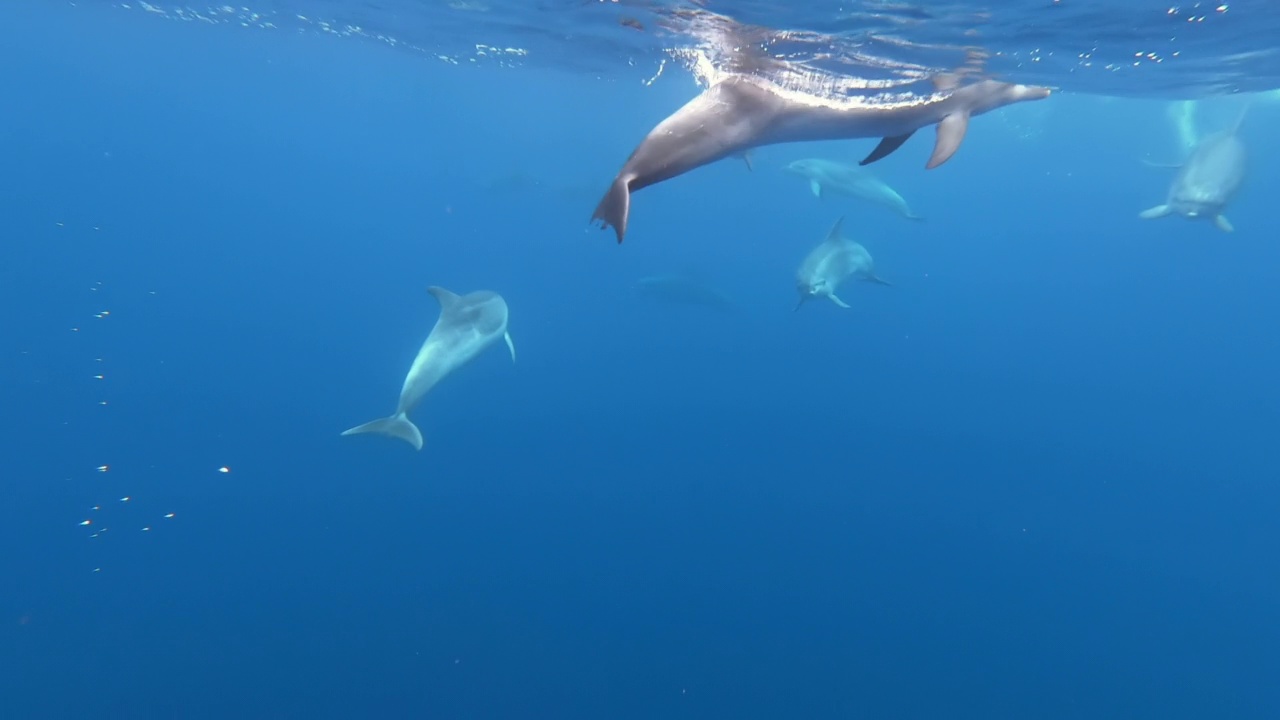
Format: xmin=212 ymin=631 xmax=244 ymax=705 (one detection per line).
xmin=111 ymin=0 xmax=1280 ymax=98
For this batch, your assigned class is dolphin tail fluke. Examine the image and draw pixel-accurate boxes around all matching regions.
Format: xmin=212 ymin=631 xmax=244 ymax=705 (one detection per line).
xmin=829 ymin=294 xmax=851 ymax=309
xmin=860 ymin=131 xmax=915 ymax=166
xmin=1138 ymin=204 xmax=1171 ymax=220
xmin=1215 ymin=215 xmax=1234 ymax=233
xmin=504 ymin=331 xmax=516 ymax=362
xmin=341 ymin=412 xmax=424 ymax=451
xmin=926 ymin=112 xmax=970 ymax=169
xmin=592 ymin=175 xmax=632 ymax=244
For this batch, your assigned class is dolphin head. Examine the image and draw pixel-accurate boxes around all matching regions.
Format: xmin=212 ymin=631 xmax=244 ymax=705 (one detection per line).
xmin=784 ymin=159 xmax=815 ymax=176
xmin=961 ymin=79 xmax=1052 ymax=116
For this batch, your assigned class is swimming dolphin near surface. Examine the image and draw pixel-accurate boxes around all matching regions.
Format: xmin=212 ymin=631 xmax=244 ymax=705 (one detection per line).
xmin=785 ymin=158 xmax=923 ymax=221
xmin=795 ymin=217 xmax=891 ymax=311
xmin=633 ymin=273 xmax=739 ymax=313
xmin=342 ymin=286 xmax=515 ymax=451
xmin=591 ymin=73 xmax=1050 ymax=243
xmin=1139 ymin=106 xmax=1248 ymax=232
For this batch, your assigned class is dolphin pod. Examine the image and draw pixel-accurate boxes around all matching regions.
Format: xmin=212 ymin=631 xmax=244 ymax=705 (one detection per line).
xmin=342 ymin=286 xmax=515 ymax=451
xmin=591 ymin=73 xmax=1050 ymax=243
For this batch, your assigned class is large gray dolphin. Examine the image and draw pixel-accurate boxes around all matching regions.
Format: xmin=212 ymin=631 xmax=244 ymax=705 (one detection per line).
xmin=342 ymin=286 xmax=515 ymax=451
xmin=785 ymin=158 xmax=923 ymax=221
xmin=1139 ymin=108 xmax=1248 ymax=232
xmin=795 ymin=217 xmax=891 ymax=311
xmin=591 ymin=74 xmax=1050 ymax=243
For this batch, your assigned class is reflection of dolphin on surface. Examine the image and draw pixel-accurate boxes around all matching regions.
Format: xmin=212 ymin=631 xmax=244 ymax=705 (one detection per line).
xmin=632 ymin=273 xmax=739 ymax=313
xmin=795 ymin=217 xmax=891 ymax=311
xmin=591 ymin=73 xmax=1050 ymax=243
xmin=785 ymin=158 xmax=923 ymax=221
xmin=1140 ymin=106 xmax=1248 ymax=233
xmin=342 ymin=286 xmax=516 ymax=451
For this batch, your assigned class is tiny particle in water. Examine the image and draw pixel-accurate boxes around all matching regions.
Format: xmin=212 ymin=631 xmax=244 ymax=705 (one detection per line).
xmin=79 ymin=520 xmax=92 ymax=526
xmin=141 ymin=527 xmax=151 ymax=532
xmin=218 ymin=466 xmax=230 ymax=473
xmin=119 ymin=496 xmax=130 ymax=503
xmin=164 ymin=513 xmax=175 ymax=519
xmin=93 ymin=568 xmax=101 ymax=573
xmin=97 ymin=465 xmax=109 ymax=472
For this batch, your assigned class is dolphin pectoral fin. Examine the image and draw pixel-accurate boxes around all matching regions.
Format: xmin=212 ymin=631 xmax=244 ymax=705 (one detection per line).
xmin=926 ymin=112 xmax=970 ymax=169
xmin=793 ymin=297 xmax=806 ymax=312
xmin=1215 ymin=215 xmax=1235 ymax=232
xmin=809 ymin=179 xmax=823 ymax=198
xmin=1138 ymin=204 xmax=1171 ymax=220
xmin=906 ymin=212 xmax=925 ymax=222
xmin=865 ymin=274 xmax=893 ymax=287
xmin=591 ymin=174 xmax=632 ymax=244
xmin=739 ymin=151 xmax=754 ymax=171
xmin=1140 ymin=158 xmax=1182 ymax=170
xmin=860 ymin=131 xmax=915 ymax=166
xmin=341 ymin=412 xmax=424 ymax=451
xmin=504 ymin=330 xmax=516 ymax=362
xmin=829 ymin=294 xmax=851 ymax=309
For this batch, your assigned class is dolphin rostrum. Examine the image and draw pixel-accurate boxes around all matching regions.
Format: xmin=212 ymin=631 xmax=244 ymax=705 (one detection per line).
xmin=795 ymin=217 xmax=891 ymax=311
xmin=342 ymin=286 xmax=515 ymax=451
xmin=1139 ymin=106 xmax=1248 ymax=233
xmin=785 ymin=158 xmax=923 ymax=221
xmin=591 ymin=74 xmax=1050 ymax=243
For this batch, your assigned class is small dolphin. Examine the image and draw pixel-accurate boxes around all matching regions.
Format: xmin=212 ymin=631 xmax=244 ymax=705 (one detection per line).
xmin=785 ymin=158 xmax=923 ymax=221
xmin=342 ymin=286 xmax=515 ymax=451
xmin=1140 ymin=107 xmax=1248 ymax=232
xmin=795 ymin=217 xmax=891 ymax=311
xmin=633 ymin=273 xmax=738 ymax=313
xmin=591 ymin=73 xmax=1050 ymax=243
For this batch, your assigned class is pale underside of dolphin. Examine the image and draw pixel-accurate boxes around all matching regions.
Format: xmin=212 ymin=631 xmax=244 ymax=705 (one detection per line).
xmin=794 ymin=216 xmax=891 ymax=311
xmin=591 ymin=73 xmax=1051 ymax=243
xmin=1139 ymin=105 xmax=1248 ymax=233
xmin=785 ymin=158 xmax=923 ymax=221
xmin=342 ymin=286 xmax=515 ymax=451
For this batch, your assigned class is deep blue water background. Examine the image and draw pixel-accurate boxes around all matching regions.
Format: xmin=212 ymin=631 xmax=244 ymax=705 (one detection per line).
xmin=3 ymin=2 xmax=1280 ymax=718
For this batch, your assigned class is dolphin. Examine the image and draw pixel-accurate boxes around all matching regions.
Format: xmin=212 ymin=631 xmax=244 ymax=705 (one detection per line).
xmin=1139 ymin=106 xmax=1248 ymax=232
xmin=785 ymin=158 xmax=923 ymax=220
xmin=633 ymin=273 xmax=739 ymax=313
xmin=795 ymin=217 xmax=891 ymax=311
xmin=591 ymin=73 xmax=1050 ymax=243
xmin=342 ymin=286 xmax=515 ymax=451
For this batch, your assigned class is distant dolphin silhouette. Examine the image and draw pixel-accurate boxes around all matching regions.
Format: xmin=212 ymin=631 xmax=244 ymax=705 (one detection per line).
xmin=342 ymin=286 xmax=515 ymax=451
xmin=795 ymin=217 xmax=891 ymax=311
xmin=591 ymin=73 xmax=1050 ymax=243
xmin=632 ymin=273 xmax=738 ymax=313
xmin=1140 ymin=105 xmax=1248 ymax=233
xmin=785 ymin=158 xmax=923 ymax=221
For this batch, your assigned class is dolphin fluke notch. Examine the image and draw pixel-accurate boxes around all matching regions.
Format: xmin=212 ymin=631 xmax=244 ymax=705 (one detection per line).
xmin=341 ymin=412 xmax=424 ymax=451
xmin=592 ymin=174 xmax=633 ymax=244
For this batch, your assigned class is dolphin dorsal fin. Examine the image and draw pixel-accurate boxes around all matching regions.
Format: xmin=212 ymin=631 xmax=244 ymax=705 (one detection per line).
xmin=825 ymin=216 xmax=846 ymax=243
xmin=427 ymin=286 xmax=463 ymax=311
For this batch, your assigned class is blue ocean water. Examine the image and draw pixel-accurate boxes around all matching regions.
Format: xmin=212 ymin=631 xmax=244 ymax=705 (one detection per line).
xmin=2 ymin=1 xmax=1279 ymax=718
